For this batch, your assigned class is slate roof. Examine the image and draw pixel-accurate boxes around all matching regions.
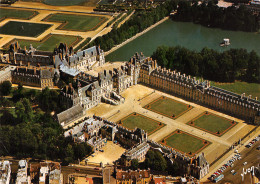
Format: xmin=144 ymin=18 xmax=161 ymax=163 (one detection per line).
xmin=57 ymin=104 xmax=84 ymax=125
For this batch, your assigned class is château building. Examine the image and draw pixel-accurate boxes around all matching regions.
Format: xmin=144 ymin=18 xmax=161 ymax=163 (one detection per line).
xmin=130 ymin=53 xmax=260 ymax=124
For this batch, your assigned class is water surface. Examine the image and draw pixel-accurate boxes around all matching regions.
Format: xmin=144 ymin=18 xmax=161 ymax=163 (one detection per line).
xmin=106 ymin=19 xmax=260 ymax=61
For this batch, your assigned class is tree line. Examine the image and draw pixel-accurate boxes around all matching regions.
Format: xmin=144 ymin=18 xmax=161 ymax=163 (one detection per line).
xmin=173 ymin=0 xmax=259 ymax=32
xmin=151 ymin=46 xmax=260 ymax=83
xmin=0 ymin=85 xmax=92 ymax=164
xmin=87 ymin=0 xmax=177 ymax=51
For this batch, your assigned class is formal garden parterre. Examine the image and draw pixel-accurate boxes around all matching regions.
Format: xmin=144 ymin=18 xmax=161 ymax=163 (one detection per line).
xmin=0 ymin=21 xmax=52 ymax=37
xmin=144 ymin=96 xmax=192 ymax=119
xmin=42 ymin=13 xmax=108 ymax=32
xmin=0 ymin=8 xmax=38 ymax=21
xmin=161 ymin=129 xmax=211 ymax=157
xmin=118 ymin=112 xmax=165 ymax=135
xmin=4 ymin=34 xmax=82 ymax=52
xmin=187 ymin=112 xmax=237 ymax=136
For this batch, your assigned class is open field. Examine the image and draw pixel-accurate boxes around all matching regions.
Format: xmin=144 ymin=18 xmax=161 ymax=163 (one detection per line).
xmin=212 ymin=81 xmax=260 ymax=99
xmin=0 ymin=21 xmax=51 ymax=37
xmin=144 ymin=96 xmax=192 ymax=119
xmin=118 ymin=112 xmax=164 ymax=135
xmin=0 ymin=8 xmax=38 ymax=21
xmin=161 ymin=129 xmax=210 ymax=157
xmin=5 ymin=34 xmax=82 ymax=51
xmin=188 ymin=112 xmax=237 ymax=136
xmin=43 ymin=13 xmax=108 ymax=32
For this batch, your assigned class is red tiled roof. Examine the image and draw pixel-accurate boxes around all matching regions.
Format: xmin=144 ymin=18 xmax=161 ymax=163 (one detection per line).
xmin=153 ymin=177 xmax=165 ymax=184
xmin=116 ymin=169 xmax=150 ymax=180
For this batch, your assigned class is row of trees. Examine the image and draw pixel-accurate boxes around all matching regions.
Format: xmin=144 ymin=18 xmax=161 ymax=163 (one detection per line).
xmin=0 ymin=86 xmax=92 ymax=164
xmin=87 ymin=0 xmax=178 ymax=51
xmin=173 ymin=1 xmax=259 ymax=32
xmin=151 ymin=46 xmax=260 ymax=83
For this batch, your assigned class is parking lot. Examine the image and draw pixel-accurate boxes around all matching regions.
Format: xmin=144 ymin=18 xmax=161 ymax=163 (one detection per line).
xmin=209 ymin=134 xmax=260 ymax=183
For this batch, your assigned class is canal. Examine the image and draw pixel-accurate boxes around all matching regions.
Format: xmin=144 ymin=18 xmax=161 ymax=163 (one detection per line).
xmin=106 ymin=19 xmax=260 ymax=61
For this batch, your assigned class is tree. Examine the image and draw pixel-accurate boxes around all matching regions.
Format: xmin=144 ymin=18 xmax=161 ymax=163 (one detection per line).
xmin=131 ymin=159 xmax=139 ymax=170
xmin=0 ymin=81 xmax=12 ymax=96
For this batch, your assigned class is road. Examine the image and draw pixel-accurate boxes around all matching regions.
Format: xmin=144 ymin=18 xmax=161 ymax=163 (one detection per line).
xmin=62 ymin=165 xmax=102 ymax=184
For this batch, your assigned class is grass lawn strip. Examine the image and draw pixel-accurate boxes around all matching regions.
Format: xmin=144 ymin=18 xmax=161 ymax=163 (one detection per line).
xmin=118 ymin=112 xmax=164 ymax=135
xmin=4 ymin=34 xmax=82 ymax=52
xmin=211 ymin=81 xmax=260 ymax=99
xmin=188 ymin=112 xmax=237 ymax=136
xmin=144 ymin=96 xmax=192 ymax=119
xmin=42 ymin=13 xmax=108 ymax=32
xmin=0 ymin=8 xmax=38 ymax=21
xmin=0 ymin=21 xmax=52 ymax=37
xmin=161 ymin=129 xmax=210 ymax=157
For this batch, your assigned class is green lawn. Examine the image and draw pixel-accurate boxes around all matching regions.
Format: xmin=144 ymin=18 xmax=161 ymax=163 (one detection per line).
xmin=145 ymin=96 xmax=191 ymax=119
xmin=190 ymin=113 xmax=236 ymax=136
xmin=119 ymin=113 xmax=164 ymax=134
xmin=0 ymin=8 xmax=38 ymax=20
xmin=44 ymin=0 xmax=87 ymax=6
xmin=211 ymin=81 xmax=260 ymax=100
xmin=0 ymin=21 xmax=51 ymax=37
xmin=7 ymin=34 xmax=82 ymax=51
xmin=43 ymin=13 xmax=108 ymax=31
xmin=163 ymin=130 xmax=209 ymax=156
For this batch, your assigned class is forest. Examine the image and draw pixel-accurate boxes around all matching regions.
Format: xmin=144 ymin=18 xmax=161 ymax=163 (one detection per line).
xmin=151 ymin=46 xmax=260 ymax=83
xmin=0 ymin=84 xmax=92 ymax=164
xmin=173 ymin=1 xmax=259 ymax=32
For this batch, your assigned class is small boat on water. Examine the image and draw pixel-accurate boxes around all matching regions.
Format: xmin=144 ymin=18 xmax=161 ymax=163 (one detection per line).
xmin=220 ymin=38 xmax=230 ymax=47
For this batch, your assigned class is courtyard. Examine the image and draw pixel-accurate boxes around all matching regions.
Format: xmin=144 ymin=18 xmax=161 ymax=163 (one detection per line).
xmin=84 ymin=141 xmax=125 ymax=165
xmin=118 ymin=112 xmax=165 ymax=135
xmin=188 ymin=112 xmax=237 ymax=136
xmin=161 ymin=129 xmax=211 ymax=157
xmin=0 ymin=21 xmax=52 ymax=37
xmin=144 ymin=96 xmax=192 ymax=119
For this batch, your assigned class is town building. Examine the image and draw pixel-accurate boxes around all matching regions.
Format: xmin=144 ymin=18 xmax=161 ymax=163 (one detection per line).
xmin=16 ymin=160 xmax=30 ymax=184
xmin=0 ymin=161 xmax=11 ymax=184
xmin=30 ymin=162 xmax=62 ymax=184
xmin=116 ymin=169 xmax=151 ymax=184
